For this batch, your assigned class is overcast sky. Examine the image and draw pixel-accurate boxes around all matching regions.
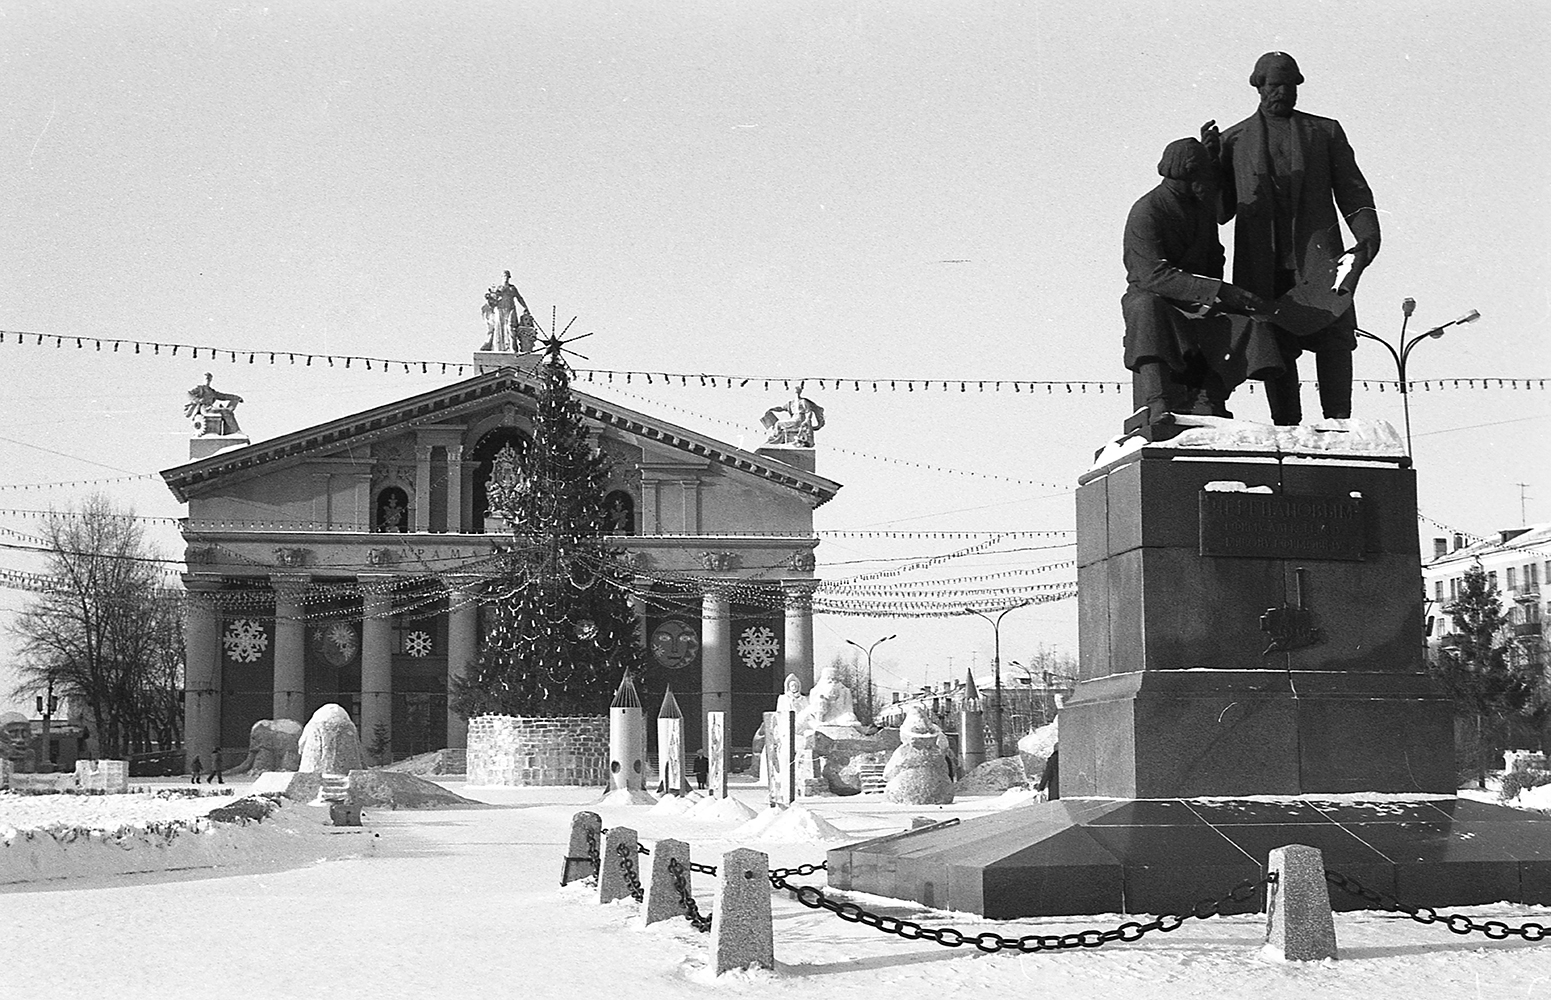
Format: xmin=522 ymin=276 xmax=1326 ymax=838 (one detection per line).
xmin=2 ymin=2 xmax=1547 ymax=708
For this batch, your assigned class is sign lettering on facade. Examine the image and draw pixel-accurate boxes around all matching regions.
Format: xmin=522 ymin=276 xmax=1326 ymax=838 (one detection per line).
xmin=1199 ymin=491 xmax=1366 ymax=561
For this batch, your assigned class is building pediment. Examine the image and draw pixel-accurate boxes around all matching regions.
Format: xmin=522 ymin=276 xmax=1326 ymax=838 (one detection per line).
xmin=160 ymin=367 xmax=840 ymax=507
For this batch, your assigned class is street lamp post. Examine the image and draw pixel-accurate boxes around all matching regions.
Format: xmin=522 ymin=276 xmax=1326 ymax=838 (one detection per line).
xmin=1355 ymin=299 xmax=1480 ymax=455
xmin=962 ymin=602 xmax=1032 ymax=758
xmin=844 ymin=634 xmax=895 ymax=725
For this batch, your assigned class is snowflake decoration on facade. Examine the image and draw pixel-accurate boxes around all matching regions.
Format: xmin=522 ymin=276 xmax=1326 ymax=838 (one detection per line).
xmin=404 ymin=630 xmax=433 ymax=658
xmin=222 ymin=619 xmax=269 ymax=663
xmin=737 ymin=625 xmax=779 ymax=671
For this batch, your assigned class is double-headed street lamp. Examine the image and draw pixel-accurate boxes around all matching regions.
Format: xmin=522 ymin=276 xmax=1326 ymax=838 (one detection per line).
xmin=844 ymin=634 xmax=895 ymax=725
xmin=962 ymin=601 xmax=1032 ymax=759
xmin=1355 ymin=299 xmax=1480 ymax=455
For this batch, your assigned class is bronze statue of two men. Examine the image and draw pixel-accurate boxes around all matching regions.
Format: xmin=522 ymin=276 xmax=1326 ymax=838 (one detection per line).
xmin=1123 ymin=52 xmax=1381 ymax=430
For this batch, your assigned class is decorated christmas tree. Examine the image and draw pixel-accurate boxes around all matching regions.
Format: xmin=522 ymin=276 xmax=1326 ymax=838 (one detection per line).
xmin=450 ymin=336 xmax=647 ymax=718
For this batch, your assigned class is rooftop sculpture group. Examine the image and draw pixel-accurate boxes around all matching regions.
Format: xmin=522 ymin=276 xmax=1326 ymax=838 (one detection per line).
xmin=760 ymin=381 xmax=825 ymax=447
xmin=481 ymin=270 xmax=539 ymax=354
xmin=184 ymin=373 xmax=244 ymax=436
xmin=1123 ymin=51 xmax=1380 ymax=432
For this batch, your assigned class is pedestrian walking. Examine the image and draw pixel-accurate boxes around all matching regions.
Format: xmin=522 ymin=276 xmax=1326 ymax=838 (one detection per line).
xmin=693 ymin=750 xmax=709 ymax=790
xmin=209 ymin=747 xmax=225 ymax=785
xmin=190 ymin=756 xmax=203 ymax=784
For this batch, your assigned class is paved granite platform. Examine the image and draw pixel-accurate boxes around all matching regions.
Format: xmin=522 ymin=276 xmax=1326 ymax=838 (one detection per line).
xmin=826 ymin=796 xmax=1551 ymax=919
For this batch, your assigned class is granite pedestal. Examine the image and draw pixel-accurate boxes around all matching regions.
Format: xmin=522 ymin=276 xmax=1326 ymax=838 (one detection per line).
xmin=830 ymin=420 xmax=1551 ymax=917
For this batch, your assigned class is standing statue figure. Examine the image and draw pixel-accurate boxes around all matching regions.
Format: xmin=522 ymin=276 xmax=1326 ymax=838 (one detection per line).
xmin=1122 ymin=138 xmax=1281 ymax=428
xmin=1202 ymin=51 xmax=1381 ymax=425
xmin=492 ymin=270 xmax=531 ymax=353
xmin=761 ymin=381 xmax=825 ymax=446
xmin=775 ymin=673 xmax=809 ymax=719
xmin=480 ymin=288 xmax=500 ymax=350
xmin=184 ymin=372 xmax=245 ymax=436
xmin=514 ymin=309 xmax=538 ymax=354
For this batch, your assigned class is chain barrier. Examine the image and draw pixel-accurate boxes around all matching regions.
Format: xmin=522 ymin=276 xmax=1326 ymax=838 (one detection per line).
xmin=615 ymin=841 xmax=645 ymax=903
xmin=767 ymin=867 xmax=1270 ymax=953
xmin=1324 ymin=869 xmax=1549 ymax=942
xmin=668 ymin=858 xmax=713 ymax=932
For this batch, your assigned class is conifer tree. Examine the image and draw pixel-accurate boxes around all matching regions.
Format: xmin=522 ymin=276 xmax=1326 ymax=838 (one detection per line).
xmin=1429 ymin=562 xmax=1542 ymax=784
xmin=450 ymin=339 xmax=646 ymax=718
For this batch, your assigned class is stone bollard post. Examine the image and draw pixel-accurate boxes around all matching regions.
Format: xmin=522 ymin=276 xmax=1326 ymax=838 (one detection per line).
xmin=561 ymin=811 xmax=603 ymax=885
xmin=598 ymin=826 xmax=640 ymax=904
xmin=639 ymin=837 xmax=692 ymax=927
xmin=1263 ymin=844 xmax=1338 ymax=962
xmin=710 ymin=847 xmax=774 ymax=975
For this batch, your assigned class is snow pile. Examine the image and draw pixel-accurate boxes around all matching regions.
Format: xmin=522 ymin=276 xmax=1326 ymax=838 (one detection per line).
xmin=955 ymin=757 xmax=1028 ymax=795
xmin=990 ymin=786 xmax=1043 ymax=809
xmin=1091 ymin=416 xmax=1405 ymax=471
xmin=648 ymin=791 xmax=705 ymax=815
xmin=728 ymin=804 xmax=848 ymax=844
xmin=596 ymin=788 xmax=657 ymax=807
xmin=0 ymin=793 xmax=374 ymax=885
xmin=686 ymin=794 xmax=760 ymax=823
xmin=1509 ymin=783 xmax=1551 ymax=812
xmin=1019 ymin=720 xmax=1058 ymax=760
xmin=347 ymin=769 xmax=483 ymax=809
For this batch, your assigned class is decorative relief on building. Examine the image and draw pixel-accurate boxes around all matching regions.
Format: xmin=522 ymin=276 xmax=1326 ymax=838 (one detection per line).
xmin=404 ymin=630 xmax=433 ymax=658
xmin=366 ymin=547 xmax=398 ymax=566
xmin=273 ymin=547 xmax=311 ymax=568
xmin=787 ymin=550 xmax=817 ymax=573
xmin=700 ymin=551 xmax=741 ymax=572
xmin=312 ymin=622 xmax=359 ymax=666
xmin=222 ymin=619 xmax=269 ymax=663
xmin=185 ymin=544 xmax=218 ymax=565
xmin=737 ymin=625 xmax=780 ymax=671
xmin=650 ymin=619 xmax=700 ymax=670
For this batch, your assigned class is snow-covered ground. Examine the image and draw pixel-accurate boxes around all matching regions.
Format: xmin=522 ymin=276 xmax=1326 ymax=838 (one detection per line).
xmin=3 ymin=778 xmax=1551 ymax=999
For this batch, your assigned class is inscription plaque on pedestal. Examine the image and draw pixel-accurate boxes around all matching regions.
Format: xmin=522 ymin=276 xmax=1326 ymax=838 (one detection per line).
xmin=1199 ymin=491 xmax=1365 ymax=561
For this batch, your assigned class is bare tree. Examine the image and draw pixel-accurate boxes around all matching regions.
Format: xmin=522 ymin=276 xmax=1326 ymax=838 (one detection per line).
xmin=8 ymin=495 xmax=184 ymax=758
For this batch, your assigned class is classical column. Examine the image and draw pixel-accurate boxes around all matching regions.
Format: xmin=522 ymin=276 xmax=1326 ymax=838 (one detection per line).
xmin=271 ymin=575 xmax=309 ymax=724
xmin=701 ymin=590 xmax=732 ymax=725
xmin=445 ymin=575 xmax=481 ymax=750
xmin=360 ymin=575 xmax=394 ymax=760
xmin=446 ymin=446 xmax=464 ymax=533
xmin=182 ymin=577 xmax=222 ymax=771
xmin=783 ymin=582 xmax=817 ymax=690
xmin=413 ymin=444 xmax=433 ymax=532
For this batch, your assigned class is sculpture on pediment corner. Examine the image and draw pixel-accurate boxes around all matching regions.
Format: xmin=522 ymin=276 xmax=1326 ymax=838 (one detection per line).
xmin=184 ymin=373 xmax=244 ymax=436
xmin=760 ymin=381 xmax=825 ymax=447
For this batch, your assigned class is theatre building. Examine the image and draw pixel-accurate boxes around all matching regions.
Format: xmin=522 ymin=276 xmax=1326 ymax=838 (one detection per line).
xmin=161 ymin=355 xmax=839 ymax=767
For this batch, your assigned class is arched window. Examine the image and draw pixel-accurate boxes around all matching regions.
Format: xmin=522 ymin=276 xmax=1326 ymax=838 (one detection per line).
xmin=374 ymin=486 xmax=410 ymax=533
xmin=604 ymin=490 xmax=636 ymax=536
xmin=471 ymin=428 xmax=532 ymax=533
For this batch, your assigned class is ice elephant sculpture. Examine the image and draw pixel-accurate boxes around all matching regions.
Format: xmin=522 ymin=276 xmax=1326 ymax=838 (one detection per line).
xmin=228 ymin=718 xmax=303 ymax=775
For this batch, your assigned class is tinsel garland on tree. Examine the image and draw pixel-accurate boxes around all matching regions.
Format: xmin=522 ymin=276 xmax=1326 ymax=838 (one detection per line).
xmin=450 ymin=340 xmax=647 ymax=718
